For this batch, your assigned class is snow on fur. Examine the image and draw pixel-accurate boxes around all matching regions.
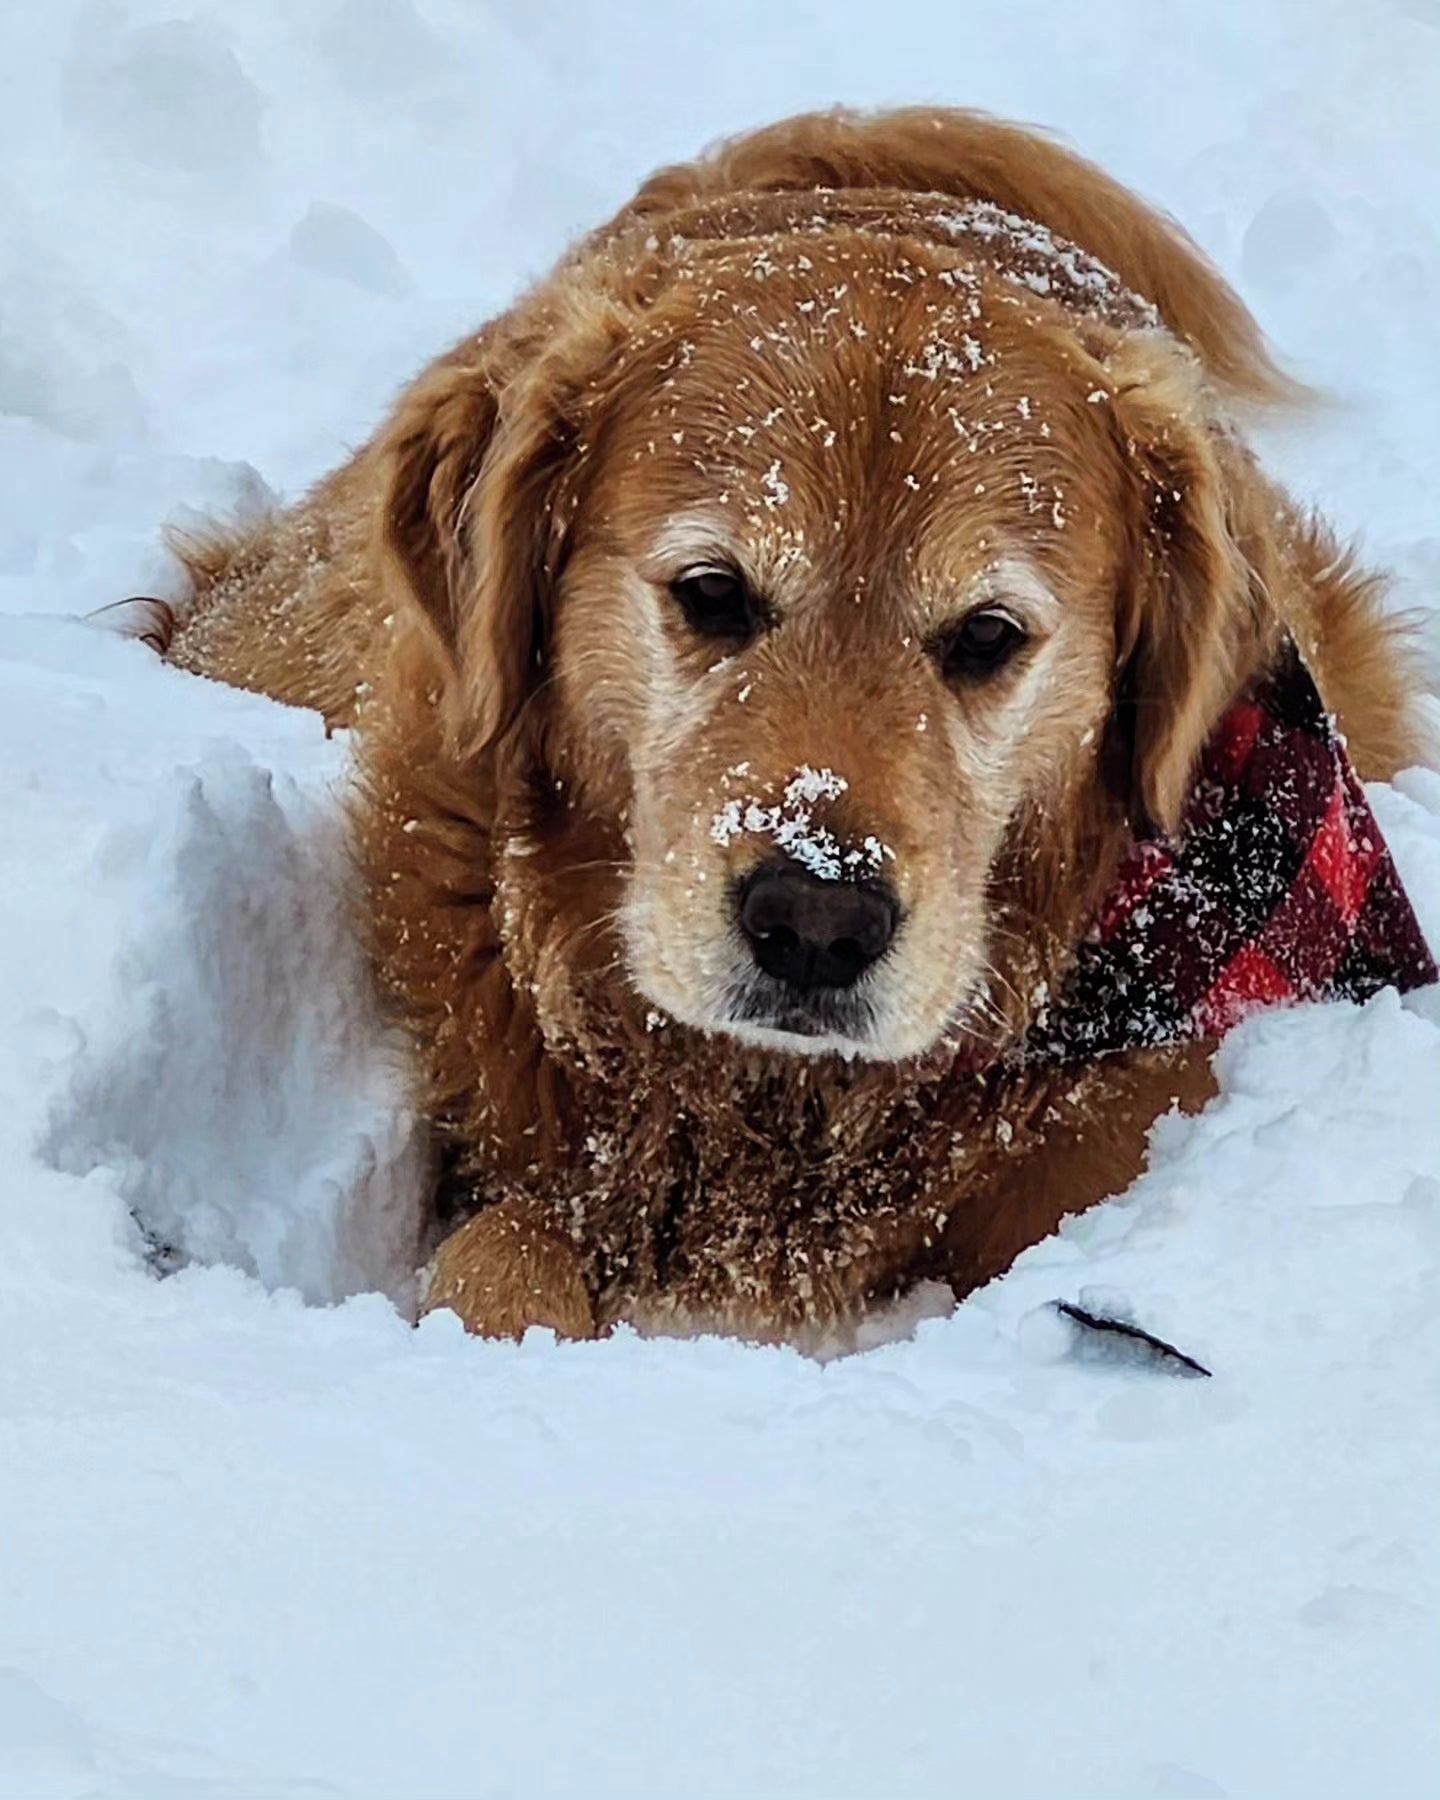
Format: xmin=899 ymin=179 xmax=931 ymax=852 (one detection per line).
xmin=711 ymin=765 xmax=894 ymax=878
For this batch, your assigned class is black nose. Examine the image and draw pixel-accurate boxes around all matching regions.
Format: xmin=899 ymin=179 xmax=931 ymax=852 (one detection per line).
xmin=737 ymin=864 xmax=899 ymax=991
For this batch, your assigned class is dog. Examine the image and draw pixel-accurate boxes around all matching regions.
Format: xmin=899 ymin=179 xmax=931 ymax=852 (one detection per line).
xmin=159 ymin=107 xmax=1432 ymax=1344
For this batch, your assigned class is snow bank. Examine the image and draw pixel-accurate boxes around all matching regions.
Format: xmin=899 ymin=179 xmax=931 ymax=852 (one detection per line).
xmin=0 ymin=616 xmax=425 ymax=1306
xmin=0 ymin=2 xmax=1437 ymax=1796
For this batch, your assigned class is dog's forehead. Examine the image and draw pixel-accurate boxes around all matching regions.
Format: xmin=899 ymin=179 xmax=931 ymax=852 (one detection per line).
xmin=591 ymin=237 xmax=1119 ymax=594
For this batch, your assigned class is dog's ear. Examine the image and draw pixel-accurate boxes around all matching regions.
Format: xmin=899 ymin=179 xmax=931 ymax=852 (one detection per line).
xmin=378 ymin=326 xmax=588 ymax=757
xmin=1096 ymin=334 xmax=1268 ymax=835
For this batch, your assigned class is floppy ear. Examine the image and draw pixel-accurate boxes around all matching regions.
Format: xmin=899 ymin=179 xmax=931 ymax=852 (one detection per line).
xmin=378 ymin=332 xmax=582 ymax=757
xmin=1098 ymin=335 xmax=1268 ymax=835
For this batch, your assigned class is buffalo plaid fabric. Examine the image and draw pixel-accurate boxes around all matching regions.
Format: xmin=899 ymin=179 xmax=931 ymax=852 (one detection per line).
xmin=1023 ymin=639 xmax=1437 ymax=1063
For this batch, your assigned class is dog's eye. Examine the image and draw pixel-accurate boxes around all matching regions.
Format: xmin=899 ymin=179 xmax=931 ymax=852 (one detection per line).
xmin=669 ymin=568 xmax=757 ymax=642
xmin=939 ymin=608 xmax=1027 ymax=681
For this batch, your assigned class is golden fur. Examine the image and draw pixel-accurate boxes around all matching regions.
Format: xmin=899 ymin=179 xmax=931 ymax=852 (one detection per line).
xmin=162 ymin=107 xmax=1429 ymax=1343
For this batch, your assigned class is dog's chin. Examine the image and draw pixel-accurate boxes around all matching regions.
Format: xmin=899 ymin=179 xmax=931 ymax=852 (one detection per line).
xmin=632 ymin=962 xmax=938 ymax=1064
xmin=710 ymin=1011 xmax=879 ymax=1062
xmin=723 ymin=976 xmax=880 ymax=1060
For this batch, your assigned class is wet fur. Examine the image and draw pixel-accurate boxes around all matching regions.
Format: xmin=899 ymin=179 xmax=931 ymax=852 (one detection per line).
xmin=163 ymin=107 xmax=1429 ymax=1342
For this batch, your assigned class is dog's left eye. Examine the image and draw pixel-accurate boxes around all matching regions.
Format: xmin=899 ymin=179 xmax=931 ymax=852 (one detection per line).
xmin=938 ymin=608 xmax=1027 ymax=681
xmin=669 ymin=568 xmax=758 ymax=642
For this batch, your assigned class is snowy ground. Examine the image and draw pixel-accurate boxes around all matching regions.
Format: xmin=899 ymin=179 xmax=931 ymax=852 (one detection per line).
xmin=2 ymin=2 xmax=1438 ymax=1796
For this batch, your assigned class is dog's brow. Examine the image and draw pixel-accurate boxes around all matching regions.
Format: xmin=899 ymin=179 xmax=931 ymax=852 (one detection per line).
xmin=650 ymin=512 xmax=739 ymax=569
xmin=973 ymin=557 xmax=1063 ymax=624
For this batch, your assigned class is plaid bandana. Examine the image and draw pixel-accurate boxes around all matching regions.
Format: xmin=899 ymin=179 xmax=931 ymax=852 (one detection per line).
xmin=1022 ymin=639 xmax=1437 ymax=1063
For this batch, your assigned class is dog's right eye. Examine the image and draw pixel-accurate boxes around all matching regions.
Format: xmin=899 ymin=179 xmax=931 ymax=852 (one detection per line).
xmin=669 ymin=568 xmax=758 ymax=642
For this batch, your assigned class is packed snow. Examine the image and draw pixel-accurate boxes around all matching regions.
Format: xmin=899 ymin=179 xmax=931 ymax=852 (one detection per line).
xmin=1 ymin=2 xmax=1438 ymax=1796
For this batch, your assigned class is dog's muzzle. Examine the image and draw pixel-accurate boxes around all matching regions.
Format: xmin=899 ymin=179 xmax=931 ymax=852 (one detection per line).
xmin=728 ymin=861 xmax=898 ymax=1042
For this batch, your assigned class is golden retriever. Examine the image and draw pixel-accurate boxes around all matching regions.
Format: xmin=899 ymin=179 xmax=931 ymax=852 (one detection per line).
xmin=159 ymin=107 xmax=1429 ymax=1344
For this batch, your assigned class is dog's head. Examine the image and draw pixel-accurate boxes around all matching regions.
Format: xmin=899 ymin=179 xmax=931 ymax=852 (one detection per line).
xmin=378 ymin=227 xmax=1264 ymax=1063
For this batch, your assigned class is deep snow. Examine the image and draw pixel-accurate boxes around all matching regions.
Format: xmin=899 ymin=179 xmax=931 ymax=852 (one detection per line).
xmin=1 ymin=2 xmax=1438 ymax=1797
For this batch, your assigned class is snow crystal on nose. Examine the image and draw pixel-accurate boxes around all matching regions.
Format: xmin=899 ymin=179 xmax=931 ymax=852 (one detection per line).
xmin=709 ymin=765 xmax=894 ymax=879
xmin=783 ymin=765 xmax=846 ymax=806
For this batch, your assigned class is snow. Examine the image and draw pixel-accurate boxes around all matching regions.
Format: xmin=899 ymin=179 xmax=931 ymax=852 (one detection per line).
xmin=935 ymin=199 xmax=1162 ymax=322
xmin=712 ymin=764 xmax=894 ymax=878
xmin=1 ymin=2 xmax=1438 ymax=1796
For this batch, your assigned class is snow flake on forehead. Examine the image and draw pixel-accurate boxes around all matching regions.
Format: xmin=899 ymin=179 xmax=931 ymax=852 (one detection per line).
xmin=1017 ymin=468 xmax=1068 ymax=529
xmin=919 ymin=198 xmax=1160 ymax=328
xmin=709 ymin=766 xmax=894 ymax=881
xmin=631 ymin=231 xmax=1105 ymax=533
xmin=901 ymin=331 xmax=988 ymax=382
xmin=761 ymin=460 xmax=790 ymax=508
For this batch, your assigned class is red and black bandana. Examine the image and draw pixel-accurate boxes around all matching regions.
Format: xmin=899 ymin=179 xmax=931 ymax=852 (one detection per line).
xmin=1022 ymin=639 xmax=1437 ymax=1064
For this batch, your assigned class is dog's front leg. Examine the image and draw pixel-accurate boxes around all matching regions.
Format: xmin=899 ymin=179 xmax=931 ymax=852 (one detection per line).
xmin=421 ymin=1198 xmax=596 ymax=1341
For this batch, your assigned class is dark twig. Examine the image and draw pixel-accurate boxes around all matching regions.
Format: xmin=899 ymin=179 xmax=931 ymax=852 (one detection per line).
xmin=1054 ymin=1299 xmax=1213 ymax=1378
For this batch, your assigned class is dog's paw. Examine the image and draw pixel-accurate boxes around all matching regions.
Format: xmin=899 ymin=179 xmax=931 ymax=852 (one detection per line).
xmin=421 ymin=1199 xmax=596 ymax=1341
